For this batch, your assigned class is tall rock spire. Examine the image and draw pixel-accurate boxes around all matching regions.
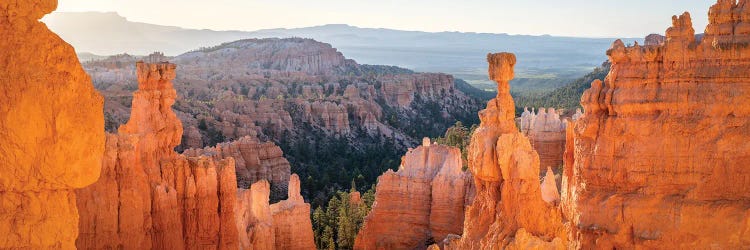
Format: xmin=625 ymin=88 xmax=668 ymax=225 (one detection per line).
xmin=447 ymin=53 xmax=565 ymax=249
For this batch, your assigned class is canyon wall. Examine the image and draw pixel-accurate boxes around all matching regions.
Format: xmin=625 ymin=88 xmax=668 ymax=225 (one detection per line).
xmin=446 ymin=53 xmax=565 ymax=249
xmin=519 ymin=107 xmax=567 ymax=172
xmin=564 ymin=0 xmax=750 ymax=247
xmin=184 ymin=136 xmax=292 ymax=190
xmin=236 ymin=175 xmax=316 ymax=250
xmin=0 ymin=1 xmax=105 ymax=248
xmin=354 ymin=138 xmax=471 ymax=249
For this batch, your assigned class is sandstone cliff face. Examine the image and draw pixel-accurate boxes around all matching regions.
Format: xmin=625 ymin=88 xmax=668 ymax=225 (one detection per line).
xmin=565 ymin=1 xmax=750 ymax=248
xmin=354 ymin=138 xmax=471 ymax=249
xmin=519 ymin=107 xmax=567 ymax=172
xmin=184 ymin=136 xmax=292 ymax=191
xmin=235 ymin=176 xmax=316 ymax=250
xmin=269 ymin=175 xmax=317 ymax=250
xmin=76 ymin=62 xmax=241 ymax=249
xmin=447 ymin=53 xmax=565 ymax=249
xmin=0 ymin=1 xmax=105 ymax=248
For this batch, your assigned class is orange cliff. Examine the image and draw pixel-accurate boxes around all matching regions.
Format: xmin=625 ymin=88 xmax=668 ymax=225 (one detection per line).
xmin=236 ymin=174 xmax=316 ymax=250
xmin=445 ymin=53 xmax=565 ymax=249
xmin=355 ymin=138 xmax=473 ymax=249
xmin=0 ymin=0 xmax=105 ymax=249
xmin=564 ymin=0 xmax=750 ymax=248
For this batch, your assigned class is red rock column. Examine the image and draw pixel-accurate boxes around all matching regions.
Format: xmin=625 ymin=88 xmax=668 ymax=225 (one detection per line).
xmin=0 ymin=0 xmax=106 ymax=249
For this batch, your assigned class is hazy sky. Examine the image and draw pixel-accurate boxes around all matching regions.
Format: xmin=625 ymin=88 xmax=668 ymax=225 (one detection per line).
xmin=56 ymin=0 xmax=714 ymax=37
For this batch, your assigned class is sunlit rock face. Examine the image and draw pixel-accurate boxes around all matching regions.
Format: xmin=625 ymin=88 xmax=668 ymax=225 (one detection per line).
xmin=0 ymin=0 xmax=105 ymax=248
xmin=445 ymin=53 xmax=566 ymax=250
xmin=183 ymin=136 xmax=292 ymax=191
xmin=563 ymin=1 xmax=750 ymax=248
xmin=354 ymin=139 xmax=472 ymax=249
xmin=236 ymin=175 xmax=316 ymax=250
xmin=75 ymin=62 xmax=241 ymax=249
xmin=76 ymin=59 xmax=314 ymax=249
xmin=269 ymin=174 xmax=317 ymax=250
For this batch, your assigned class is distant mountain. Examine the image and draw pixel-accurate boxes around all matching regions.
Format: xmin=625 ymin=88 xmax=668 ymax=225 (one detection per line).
xmin=45 ymin=12 xmax=638 ymax=93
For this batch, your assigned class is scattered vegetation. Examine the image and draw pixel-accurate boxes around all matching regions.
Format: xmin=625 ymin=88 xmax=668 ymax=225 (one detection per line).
xmin=312 ymin=184 xmax=375 ymax=250
xmin=433 ymin=121 xmax=477 ymax=169
xmin=513 ymin=62 xmax=610 ymax=116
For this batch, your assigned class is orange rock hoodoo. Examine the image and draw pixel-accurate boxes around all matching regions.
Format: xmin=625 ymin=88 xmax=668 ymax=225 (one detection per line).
xmin=355 ymin=138 xmax=473 ymax=249
xmin=564 ymin=0 xmax=750 ymax=247
xmin=0 ymin=1 xmax=105 ymax=248
xmin=75 ymin=60 xmax=315 ymax=249
xmin=76 ymin=62 xmax=239 ymax=249
xmin=446 ymin=53 xmax=565 ymax=249
xmin=236 ymin=174 xmax=316 ymax=250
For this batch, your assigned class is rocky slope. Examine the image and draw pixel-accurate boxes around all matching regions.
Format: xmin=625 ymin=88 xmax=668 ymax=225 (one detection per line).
xmin=84 ymin=38 xmax=484 ymax=204
xmin=445 ymin=53 xmax=566 ymax=249
xmin=565 ymin=1 xmax=750 ymax=247
xmin=0 ymin=1 xmax=105 ymax=248
xmin=354 ymin=138 xmax=473 ymax=249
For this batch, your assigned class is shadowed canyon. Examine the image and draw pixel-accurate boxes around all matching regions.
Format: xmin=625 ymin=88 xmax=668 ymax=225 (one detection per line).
xmin=2 ymin=0 xmax=750 ymax=249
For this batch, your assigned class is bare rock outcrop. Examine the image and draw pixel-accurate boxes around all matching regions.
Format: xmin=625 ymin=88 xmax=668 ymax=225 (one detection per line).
xmin=184 ymin=136 xmax=292 ymax=190
xmin=0 ymin=1 xmax=105 ymax=248
xmin=235 ymin=176 xmax=316 ymax=250
xmin=270 ymin=175 xmax=317 ymax=250
xmin=447 ymin=53 xmax=565 ymax=249
xmin=565 ymin=1 xmax=750 ymax=248
xmin=76 ymin=61 xmax=240 ymax=249
xmin=354 ymin=139 xmax=471 ymax=249
xmin=519 ymin=107 xmax=567 ymax=172
xmin=236 ymin=180 xmax=276 ymax=250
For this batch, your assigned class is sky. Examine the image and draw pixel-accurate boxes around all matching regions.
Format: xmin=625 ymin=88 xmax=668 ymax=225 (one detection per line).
xmin=56 ymin=0 xmax=714 ymax=38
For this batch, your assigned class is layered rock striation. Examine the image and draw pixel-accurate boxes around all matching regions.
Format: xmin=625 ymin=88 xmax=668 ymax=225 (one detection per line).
xmin=76 ymin=60 xmax=314 ymax=249
xmin=0 ymin=1 xmax=105 ymax=248
xmin=76 ymin=61 xmax=240 ymax=249
xmin=354 ymin=138 xmax=472 ymax=249
xmin=446 ymin=53 xmax=565 ymax=249
xmin=565 ymin=1 xmax=750 ymax=248
xmin=519 ymin=107 xmax=567 ymax=172
xmin=184 ymin=136 xmax=292 ymax=191
xmin=236 ymin=175 xmax=316 ymax=250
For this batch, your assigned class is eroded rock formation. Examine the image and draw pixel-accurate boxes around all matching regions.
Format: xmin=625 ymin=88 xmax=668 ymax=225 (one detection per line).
xmin=0 ymin=1 xmax=105 ymax=248
xmin=76 ymin=61 xmax=241 ymax=249
xmin=269 ymin=175 xmax=317 ymax=250
xmin=236 ymin=175 xmax=316 ymax=250
xmin=565 ymin=1 xmax=750 ymax=247
xmin=519 ymin=107 xmax=567 ymax=172
xmin=446 ymin=53 xmax=565 ymax=249
xmin=355 ymin=138 xmax=472 ymax=249
xmin=184 ymin=136 xmax=292 ymax=190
